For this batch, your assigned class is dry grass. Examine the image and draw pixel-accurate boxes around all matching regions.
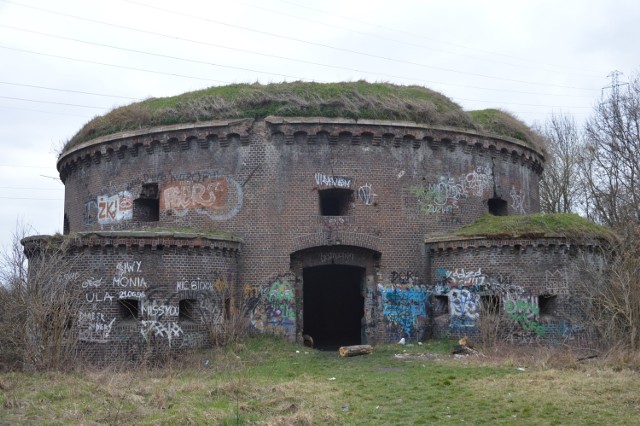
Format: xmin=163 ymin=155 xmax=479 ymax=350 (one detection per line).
xmin=63 ymin=81 xmax=540 ymax=153
xmin=2 ymin=336 xmax=638 ymax=424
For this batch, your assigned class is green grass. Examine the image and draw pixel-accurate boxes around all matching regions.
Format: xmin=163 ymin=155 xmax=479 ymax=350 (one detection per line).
xmin=1 ymin=336 xmax=639 ymax=424
xmin=428 ymin=213 xmax=616 ymax=241
xmin=469 ymin=108 xmax=543 ymax=149
xmin=63 ymin=81 xmax=541 ymax=152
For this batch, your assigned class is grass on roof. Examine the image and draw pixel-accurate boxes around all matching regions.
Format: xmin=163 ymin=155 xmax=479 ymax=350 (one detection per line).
xmin=432 ymin=213 xmax=615 ymax=241
xmin=62 ymin=81 xmax=541 ymax=152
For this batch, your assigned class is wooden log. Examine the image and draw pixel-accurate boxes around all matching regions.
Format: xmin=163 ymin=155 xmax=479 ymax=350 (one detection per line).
xmin=339 ymin=345 xmax=373 ymax=357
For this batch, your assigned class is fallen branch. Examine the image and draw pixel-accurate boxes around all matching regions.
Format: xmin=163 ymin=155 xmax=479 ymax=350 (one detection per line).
xmin=339 ymin=345 xmax=373 ymax=357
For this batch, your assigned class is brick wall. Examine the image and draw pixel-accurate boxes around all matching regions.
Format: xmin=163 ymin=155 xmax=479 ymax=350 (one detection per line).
xmin=48 ymin=117 xmax=546 ymax=350
xmin=428 ymin=238 xmax=605 ymax=344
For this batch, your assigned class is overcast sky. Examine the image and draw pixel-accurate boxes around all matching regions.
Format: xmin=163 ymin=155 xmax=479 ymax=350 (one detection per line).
xmin=0 ymin=0 xmax=638 ymax=250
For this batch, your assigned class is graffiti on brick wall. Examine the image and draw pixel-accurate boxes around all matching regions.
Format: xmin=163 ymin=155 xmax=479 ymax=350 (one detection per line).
xmin=78 ymin=311 xmax=116 ymax=343
xmin=463 ymin=166 xmax=493 ymax=197
xmin=448 ymin=288 xmax=479 ymax=328
xmin=112 ymin=261 xmax=147 ymax=288
xmin=162 ymin=178 xmax=228 ymax=210
xmin=265 ymin=279 xmax=295 ymax=327
xmin=545 ymin=269 xmax=569 ymax=295
xmin=160 ymin=175 xmax=243 ymax=221
xmin=320 ymin=250 xmax=355 ymax=264
xmin=141 ymin=300 xmax=178 ymax=318
xmin=357 ymin=183 xmax=376 ymax=205
xmin=314 ymin=172 xmax=353 ymax=189
xmin=504 ymin=295 xmax=544 ymax=335
xmin=378 ymin=283 xmax=429 ymax=339
xmin=435 ymin=268 xmax=485 ymax=290
xmin=390 ymin=271 xmax=418 ymax=285
xmin=97 ymin=191 xmax=133 ymax=224
xmin=510 ymin=186 xmax=526 ymax=214
xmin=140 ymin=320 xmax=183 ymax=347
xmin=410 ymin=178 xmax=463 ymax=215
xmin=434 ymin=267 xmax=526 ymax=329
xmin=244 ymin=273 xmax=297 ymax=338
xmin=408 ymin=167 xmax=493 ymax=217
xmin=176 ymin=271 xmax=236 ymax=326
xmin=434 ymin=268 xmax=524 ymax=295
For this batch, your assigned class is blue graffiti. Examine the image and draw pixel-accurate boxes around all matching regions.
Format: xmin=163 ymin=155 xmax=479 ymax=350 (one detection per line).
xmin=379 ymin=284 xmax=430 ymax=339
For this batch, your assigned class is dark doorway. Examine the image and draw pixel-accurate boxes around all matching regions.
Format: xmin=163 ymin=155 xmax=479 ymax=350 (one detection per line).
xmin=303 ymin=265 xmax=364 ymax=349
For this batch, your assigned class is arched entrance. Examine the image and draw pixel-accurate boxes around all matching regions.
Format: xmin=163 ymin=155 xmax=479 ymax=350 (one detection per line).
xmin=290 ymin=244 xmax=380 ymax=349
xmin=303 ymin=264 xmax=364 ymax=349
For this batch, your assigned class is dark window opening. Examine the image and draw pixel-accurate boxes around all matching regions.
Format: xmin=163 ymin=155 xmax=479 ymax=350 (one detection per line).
xmin=481 ymin=295 xmax=502 ymax=315
xmin=179 ymin=299 xmax=197 ymax=321
xmin=133 ymin=183 xmax=159 ymax=222
xmin=63 ymin=214 xmax=70 ymax=235
xmin=538 ymin=295 xmax=557 ymax=317
xmin=434 ymin=295 xmax=449 ymax=315
xmin=119 ymin=299 xmax=139 ymax=320
xmin=319 ymin=188 xmax=352 ymax=216
xmin=488 ymin=197 xmax=508 ymax=216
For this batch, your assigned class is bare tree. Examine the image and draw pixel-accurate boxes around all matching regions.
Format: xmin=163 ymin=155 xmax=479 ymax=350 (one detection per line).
xmin=583 ymin=72 xmax=640 ymax=228
xmin=536 ymin=112 xmax=585 ymax=214
xmin=0 ymin=224 xmax=84 ymax=371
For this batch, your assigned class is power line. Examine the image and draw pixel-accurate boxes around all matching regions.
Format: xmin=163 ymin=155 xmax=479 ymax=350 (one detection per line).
xmin=0 ymin=0 xmax=599 ymax=99
xmin=0 ymin=95 xmax=109 ymax=109
xmin=274 ymin=0 xmax=604 ymax=78
xmin=0 ymin=186 xmax=63 ymax=190
xmin=0 ymin=164 xmax=56 ymax=169
xmin=0 ymin=44 xmax=231 ymax=85
xmin=0 ymin=24 xmax=319 ymax=83
xmin=0 ymin=80 xmax=141 ymax=100
xmin=0 ymin=105 xmax=93 ymax=118
xmin=237 ymin=0 xmax=602 ymax=79
xmin=453 ymin=97 xmax=592 ymax=109
xmin=0 ymin=24 xmax=595 ymax=99
xmin=0 ymin=196 xmax=62 ymax=200
xmin=1 ymin=0 xmax=597 ymax=92
xmin=127 ymin=0 xmax=595 ymax=91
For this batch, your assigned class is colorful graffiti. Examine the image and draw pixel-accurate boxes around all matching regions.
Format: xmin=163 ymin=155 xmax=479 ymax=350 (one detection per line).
xmin=504 ymin=296 xmax=544 ymax=335
xmin=378 ymin=284 xmax=430 ymax=339
xmin=160 ymin=176 xmax=243 ymax=221
xmin=448 ymin=288 xmax=479 ymax=328
xmin=97 ymin=191 xmax=133 ymax=224
xmin=266 ymin=279 xmax=296 ymax=327
xmin=162 ymin=178 xmax=228 ymax=210
xmin=409 ymin=167 xmax=493 ymax=217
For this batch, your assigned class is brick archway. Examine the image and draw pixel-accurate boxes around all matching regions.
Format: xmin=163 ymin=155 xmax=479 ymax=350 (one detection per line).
xmin=290 ymin=245 xmax=380 ymax=347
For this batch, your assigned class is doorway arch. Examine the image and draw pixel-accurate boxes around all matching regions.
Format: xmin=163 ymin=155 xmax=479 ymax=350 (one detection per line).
xmin=291 ymin=245 xmax=380 ymax=349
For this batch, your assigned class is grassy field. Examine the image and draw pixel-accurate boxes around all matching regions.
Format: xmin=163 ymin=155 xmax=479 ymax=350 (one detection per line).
xmin=1 ymin=336 xmax=639 ymax=425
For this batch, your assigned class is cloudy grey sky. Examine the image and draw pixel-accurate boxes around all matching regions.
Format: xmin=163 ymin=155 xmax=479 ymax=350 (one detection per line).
xmin=0 ymin=0 xmax=638 ymax=248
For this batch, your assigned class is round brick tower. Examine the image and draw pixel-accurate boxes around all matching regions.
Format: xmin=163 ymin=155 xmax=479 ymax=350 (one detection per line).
xmin=29 ymin=82 xmax=553 ymax=358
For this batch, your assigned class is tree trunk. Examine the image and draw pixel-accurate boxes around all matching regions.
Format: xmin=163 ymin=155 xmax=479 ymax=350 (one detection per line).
xmin=339 ymin=345 xmax=373 ymax=357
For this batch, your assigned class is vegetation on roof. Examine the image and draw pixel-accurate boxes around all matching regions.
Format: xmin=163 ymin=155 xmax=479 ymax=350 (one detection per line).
xmin=428 ymin=213 xmax=615 ymax=241
xmin=63 ymin=81 xmax=541 ymax=152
